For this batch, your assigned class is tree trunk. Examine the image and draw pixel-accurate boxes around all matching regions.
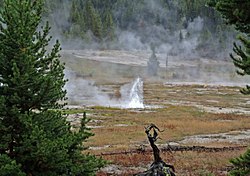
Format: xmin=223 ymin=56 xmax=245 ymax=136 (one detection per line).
xmin=135 ymin=124 xmax=175 ymax=176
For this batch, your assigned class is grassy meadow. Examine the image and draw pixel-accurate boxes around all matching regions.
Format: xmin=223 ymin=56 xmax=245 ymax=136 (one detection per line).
xmin=65 ymin=83 xmax=250 ymax=176
xmin=62 ymin=51 xmax=250 ymax=175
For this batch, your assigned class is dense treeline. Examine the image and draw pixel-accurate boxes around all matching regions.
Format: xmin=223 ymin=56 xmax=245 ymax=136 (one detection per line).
xmin=45 ymin=0 xmax=225 ymax=40
xmin=0 ymin=0 xmax=236 ymax=58
xmin=43 ymin=0 xmax=234 ymax=58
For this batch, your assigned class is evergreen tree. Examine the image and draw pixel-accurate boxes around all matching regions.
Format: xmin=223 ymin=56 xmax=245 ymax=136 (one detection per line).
xmin=92 ymin=11 xmax=103 ymax=39
xmin=0 ymin=154 xmax=25 ymax=176
xmin=229 ymin=148 xmax=250 ymax=176
xmin=68 ymin=0 xmax=86 ymax=39
xmin=85 ymin=0 xmax=102 ymax=39
xmin=209 ymin=0 xmax=250 ymax=94
xmin=70 ymin=0 xmax=81 ymax=24
xmin=84 ymin=0 xmax=103 ymax=40
xmin=103 ymin=10 xmax=115 ymax=41
xmin=0 ymin=0 xmax=105 ymax=175
xmin=209 ymin=0 xmax=250 ymax=175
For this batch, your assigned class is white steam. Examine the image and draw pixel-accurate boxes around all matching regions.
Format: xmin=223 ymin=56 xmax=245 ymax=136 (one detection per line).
xmin=64 ymin=70 xmax=144 ymax=108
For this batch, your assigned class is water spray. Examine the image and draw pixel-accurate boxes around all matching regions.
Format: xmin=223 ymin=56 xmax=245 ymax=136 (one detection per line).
xmin=127 ymin=77 xmax=144 ymax=108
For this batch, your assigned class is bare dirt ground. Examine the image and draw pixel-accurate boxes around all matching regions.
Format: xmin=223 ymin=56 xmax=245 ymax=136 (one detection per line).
xmin=61 ymin=50 xmax=250 ymax=175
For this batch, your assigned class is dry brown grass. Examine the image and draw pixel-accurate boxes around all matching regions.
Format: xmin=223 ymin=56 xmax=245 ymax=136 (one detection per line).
xmin=72 ymin=83 xmax=250 ymax=175
xmin=83 ymin=105 xmax=250 ymax=175
xmin=144 ymin=83 xmax=249 ymax=109
xmin=62 ymin=52 xmax=250 ymax=175
xmin=86 ymin=105 xmax=250 ymax=150
xmin=96 ymin=148 xmax=247 ymax=176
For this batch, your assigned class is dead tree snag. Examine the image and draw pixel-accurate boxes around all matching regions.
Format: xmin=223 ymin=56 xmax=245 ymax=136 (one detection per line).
xmin=135 ymin=124 xmax=175 ymax=176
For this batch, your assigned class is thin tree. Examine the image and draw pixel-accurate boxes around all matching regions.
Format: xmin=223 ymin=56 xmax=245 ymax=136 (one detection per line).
xmin=103 ymin=10 xmax=115 ymax=41
xmin=0 ymin=0 xmax=105 ymax=175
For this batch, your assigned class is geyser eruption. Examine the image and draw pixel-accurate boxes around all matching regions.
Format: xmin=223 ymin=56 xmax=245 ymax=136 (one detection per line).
xmin=127 ymin=77 xmax=144 ymax=108
xmin=64 ymin=70 xmax=145 ymax=108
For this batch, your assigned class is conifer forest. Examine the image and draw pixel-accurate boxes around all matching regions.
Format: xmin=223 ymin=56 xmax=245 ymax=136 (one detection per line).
xmin=44 ymin=0 xmax=236 ymax=59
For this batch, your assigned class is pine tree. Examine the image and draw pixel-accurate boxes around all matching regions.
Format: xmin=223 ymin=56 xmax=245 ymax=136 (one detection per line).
xmin=70 ymin=0 xmax=81 ymax=24
xmin=209 ymin=0 xmax=250 ymax=94
xmin=92 ymin=11 xmax=103 ymax=39
xmin=0 ymin=0 xmax=105 ymax=175
xmin=84 ymin=0 xmax=103 ymax=40
xmin=209 ymin=1 xmax=250 ymax=175
xmin=103 ymin=10 xmax=115 ymax=41
xmin=229 ymin=148 xmax=250 ymax=176
xmin=69 ymin=0 xmax=86 ymax=39
xmin=0 ymin=154 xmax=25 ymax=176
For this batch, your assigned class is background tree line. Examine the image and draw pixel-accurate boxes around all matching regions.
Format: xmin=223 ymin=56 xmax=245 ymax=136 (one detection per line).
xmin=63 ymin=0 xmax=230 ymax=38
xmin=9 ymin=0 xmax=233 ymax=59
xmin=0 ymin=0 xmax=236 ymax=58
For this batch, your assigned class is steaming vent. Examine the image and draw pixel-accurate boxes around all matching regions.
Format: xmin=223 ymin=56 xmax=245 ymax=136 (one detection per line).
xmin=127 ymin=77 xmax=144 ymax=108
